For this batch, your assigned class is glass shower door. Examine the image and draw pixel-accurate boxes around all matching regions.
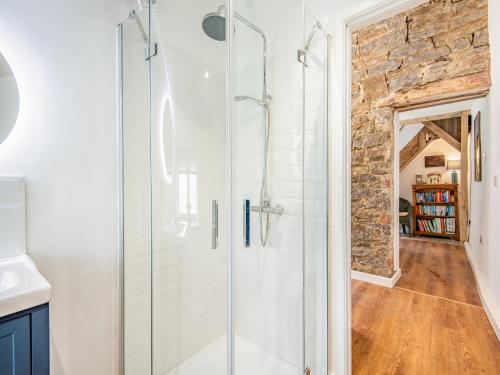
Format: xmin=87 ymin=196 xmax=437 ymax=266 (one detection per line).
xmin=303 ymin=7 xmax=329 ymax=375
xmin=231 ymin=0 xmax=310 ymax=374
xmin=120 ymin=6 xmax=152 ymax=374
xmin=120 ymin=1 xmax=329 ymax=374
xmin=149 ymin=1 xmax=229 ymax=374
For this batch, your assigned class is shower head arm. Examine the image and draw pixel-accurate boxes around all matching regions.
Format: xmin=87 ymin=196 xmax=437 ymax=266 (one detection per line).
xmin=129 ymin=10 xmax=148 ymax=43
xmin=305 ymin=21 xmax=323 ymax=51
xmin=217 ymin=5 xmax=266 ymax=42
xmin=214 ymin=5 xmax=268 ymax=99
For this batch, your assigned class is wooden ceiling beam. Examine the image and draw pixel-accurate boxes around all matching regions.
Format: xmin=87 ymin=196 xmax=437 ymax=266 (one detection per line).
xmin=422 ymin=121 xmax=461 ymax=151
xmin=400 ymin=111 xmax=465 ymax=126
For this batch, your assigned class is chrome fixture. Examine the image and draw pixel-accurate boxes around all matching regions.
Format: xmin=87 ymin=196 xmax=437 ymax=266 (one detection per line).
xmin=203 ymin=6 xmax=281 ymax=247
xmin=128 ymin=10 xmax=148 ymax=43
xmin=305 ymin=21 xmax=323 ymax=51
xmin=298 ymin=21 xmax=324 ymax=66
xmin=202 ymin=6 xmax=227 ymax=42
xmin=234 ymin=95 xmax=272 ymax=107
xmin=250 ymin=202 xmax=284 ymax=216
xmin=212 ymin=200 xmax=219 ymax=249
xmin=128 ymin=9 xmax=157 ymax=60
xmin=136 ymin=0 xmax=155 ymax=8
xmin=202 ymin=5 xmax=267 ymax=42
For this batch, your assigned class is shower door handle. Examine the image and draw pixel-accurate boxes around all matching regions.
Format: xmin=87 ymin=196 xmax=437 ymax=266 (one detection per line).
xmin=212 ymin=200 xmax=218 ymax=250
xmin=243 ymin=199 xmax=250 ymax=247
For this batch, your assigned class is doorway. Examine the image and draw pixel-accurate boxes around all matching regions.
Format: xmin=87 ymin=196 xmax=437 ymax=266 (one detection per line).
xmin=396 ymin=106 xmax=470 ymax=246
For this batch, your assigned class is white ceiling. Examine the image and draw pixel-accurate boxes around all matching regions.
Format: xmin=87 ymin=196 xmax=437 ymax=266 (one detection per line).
xmin=399 ymin=123 xmax=424 ymax=151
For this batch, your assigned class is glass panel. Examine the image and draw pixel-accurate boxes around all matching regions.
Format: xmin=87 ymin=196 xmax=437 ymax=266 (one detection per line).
xmin=149 ymin=1 xmax=228 ymax=374
xmin=232 ymin=0 xmax=305 ymax=373
xmin=303 ymin=7 xmax=329 ymax=375
xmin=121 ymin=7 xmax=152 ymax=375
xmin=121 ymin=2 xmax=329 ymax=374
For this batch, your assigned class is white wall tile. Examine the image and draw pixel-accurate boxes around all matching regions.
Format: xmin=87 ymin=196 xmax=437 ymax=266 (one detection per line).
xmin=0 ymin=177 xmax=25 ymax=258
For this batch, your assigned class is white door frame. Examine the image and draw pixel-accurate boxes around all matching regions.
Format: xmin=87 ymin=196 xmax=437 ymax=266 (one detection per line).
xmin=331 ymin=1 xmax=428 ymax=374
xmin=393 ymin=112 xmax=401 ymax=272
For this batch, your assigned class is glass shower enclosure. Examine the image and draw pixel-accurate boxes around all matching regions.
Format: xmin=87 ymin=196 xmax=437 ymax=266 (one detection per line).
xmin=118 ymin=1 xmax=330 ymax=374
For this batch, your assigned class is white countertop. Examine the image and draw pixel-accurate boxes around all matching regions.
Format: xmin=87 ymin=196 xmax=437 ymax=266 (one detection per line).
xmin=0 ymin=255 xmax=51 ymax=318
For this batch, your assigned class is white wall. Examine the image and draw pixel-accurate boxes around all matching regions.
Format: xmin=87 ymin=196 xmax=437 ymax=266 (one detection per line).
xmin=0 ymin=75 xmax=19 ymax=143
xmin=399 ymin=138 xmax=461 ymax=202
xmin=468 ymin=98 xmax=489 ymax=248
xmin=465 ymin=0 xmax=500 ymax=339
xmin=0 ymin=1 xmax=129 ymax=374
xmin=0 ymin=177 xmax=25 ymax=258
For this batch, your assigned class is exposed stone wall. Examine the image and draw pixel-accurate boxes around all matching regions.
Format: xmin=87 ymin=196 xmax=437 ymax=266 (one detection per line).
xmin=351 ymin=0 xmax=490 ymax=277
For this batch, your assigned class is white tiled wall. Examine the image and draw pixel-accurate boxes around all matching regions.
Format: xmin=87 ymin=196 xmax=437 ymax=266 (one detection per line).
xmin=233 ymin=0 xmax=304 ymax=370
xmin=0 ymin=177 xmax=25 ymax=259
xmin=232 ymin=3 xmax=328 ymax=373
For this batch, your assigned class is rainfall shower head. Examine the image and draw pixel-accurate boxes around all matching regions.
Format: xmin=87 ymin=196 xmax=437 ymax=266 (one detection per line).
xmin=202 ymin=6 xmax=227 ymax=41
xmin=202 ymin=5 xmax=267 ymax=43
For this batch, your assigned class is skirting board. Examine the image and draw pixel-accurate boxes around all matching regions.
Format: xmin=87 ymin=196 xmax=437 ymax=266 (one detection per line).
xmin=351 ymin=268 xmax=401 ymax=288
xmin=464 ymin=242 xmax=500 ymax=340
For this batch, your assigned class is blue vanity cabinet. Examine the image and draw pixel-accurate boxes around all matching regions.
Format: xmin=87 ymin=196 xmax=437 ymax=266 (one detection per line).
xmin=0 ymin=315 xmax=30 ymax=375
xmin=0 ymin=304 xmax=49 ymax=375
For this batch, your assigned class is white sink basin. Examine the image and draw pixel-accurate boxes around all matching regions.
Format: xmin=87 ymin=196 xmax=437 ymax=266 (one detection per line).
xmin=0 ymin=255 xmax=51 ymax=318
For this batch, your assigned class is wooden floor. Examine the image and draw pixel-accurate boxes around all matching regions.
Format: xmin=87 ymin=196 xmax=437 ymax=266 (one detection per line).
xmin=397 ymin=238 xmax=481 ymax=306
xmin=352 ymin=238 xmax=500 ymax=375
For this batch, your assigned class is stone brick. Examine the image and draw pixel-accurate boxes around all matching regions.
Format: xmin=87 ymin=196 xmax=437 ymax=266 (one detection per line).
xmin=404 ymin=45 xmax=451 ymax=66
xmin=352 ymin=132 xmax=390 ymax=149
xmin=359 ymin=75 xmax=388 ymax=100
xmin=358 ymin=29 xmax=407 ymax=59
xmin=473 ymin=27 xmax=489 ymax=47
xmin=432 ymin=17 xmax=488 ymax=47
xmin=390 ymin=39 xmax=433 ymax=59
xmin=389 ymin=69 xmax=423 ymax=92
xmin=370 ymin=107 xmax=393 ymax=124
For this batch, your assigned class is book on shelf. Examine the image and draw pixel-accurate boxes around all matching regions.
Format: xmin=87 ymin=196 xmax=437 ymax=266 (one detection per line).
xmin=416 ymin=191 xmax=454 ymax=203
xmin=417 ymin=218 xmax=455 ymax=235
xmin=417 ymin=205 xmax=455 ymax=216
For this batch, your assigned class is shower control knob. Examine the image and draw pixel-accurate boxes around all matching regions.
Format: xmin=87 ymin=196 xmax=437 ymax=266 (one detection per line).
xmin=272 ymin=204 xmax=284 ymax=216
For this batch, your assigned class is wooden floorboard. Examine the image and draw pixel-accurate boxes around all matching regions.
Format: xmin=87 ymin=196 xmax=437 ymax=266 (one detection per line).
xmin=397 ymin=238 xmax=481 ymax=306
xmin=352 ymin=239 xmax=500 ymax=374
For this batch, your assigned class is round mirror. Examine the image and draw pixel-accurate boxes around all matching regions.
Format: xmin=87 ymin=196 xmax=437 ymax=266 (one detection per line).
xmin=0 ymin=52 xmax=20 ymax=144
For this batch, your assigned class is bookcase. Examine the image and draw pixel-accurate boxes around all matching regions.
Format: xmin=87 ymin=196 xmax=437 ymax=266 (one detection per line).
xmin=412 ymin=184 xmax=459 ymax=240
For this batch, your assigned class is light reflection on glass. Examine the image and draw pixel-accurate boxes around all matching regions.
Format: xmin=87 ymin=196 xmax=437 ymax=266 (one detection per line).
xmin=178 ymin=171 xmax=199 ymax=230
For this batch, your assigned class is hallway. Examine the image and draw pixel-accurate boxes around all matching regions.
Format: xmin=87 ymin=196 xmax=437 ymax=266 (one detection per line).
xmin=352 ymin=238 xmax=500 ymax=374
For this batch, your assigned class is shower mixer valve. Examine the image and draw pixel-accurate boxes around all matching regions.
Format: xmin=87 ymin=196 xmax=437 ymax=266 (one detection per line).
xmin=250 ymin=199 xmax=284 ymax=216
xmin=243 ymin=198 xmax=284 ymax=248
